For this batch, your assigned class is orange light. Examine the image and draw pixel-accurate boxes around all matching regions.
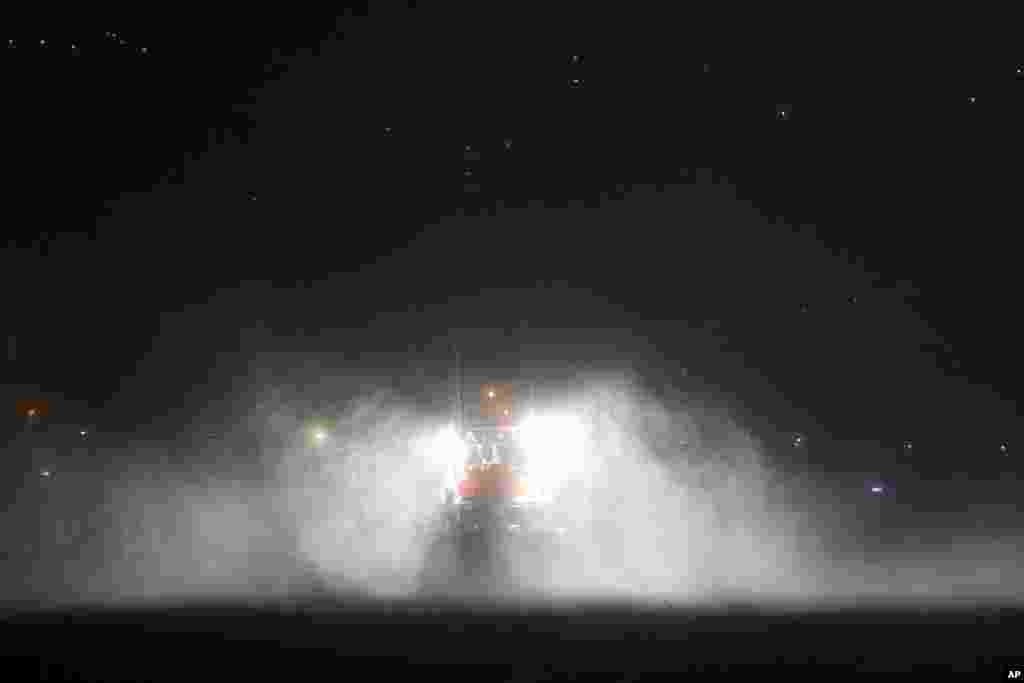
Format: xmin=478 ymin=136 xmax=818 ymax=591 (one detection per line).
xmin=480 ymin=384 xmax=514 ymax=419
xmin=16 ymin=399 xmax=49 ymax=418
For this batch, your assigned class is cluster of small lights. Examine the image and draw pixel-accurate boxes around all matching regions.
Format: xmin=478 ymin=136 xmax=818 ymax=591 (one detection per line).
xmin=568 ymin=54 xmax=584 ymax=88
xmin=6 ymin=32 xmax=148 ymax=54
xmin=795 ymin=295 xmax=863 ymax=314
xmin=786 ymin=436 xmax=1011 ymax=461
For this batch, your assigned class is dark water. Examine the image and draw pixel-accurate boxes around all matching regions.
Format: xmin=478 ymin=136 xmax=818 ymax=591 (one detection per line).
xmin=2 ymin=601 xmax=1020 ymax=677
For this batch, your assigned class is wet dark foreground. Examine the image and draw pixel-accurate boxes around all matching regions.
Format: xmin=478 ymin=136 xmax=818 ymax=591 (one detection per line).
xmin=2 ymin=599 xmax=1021 ymax=678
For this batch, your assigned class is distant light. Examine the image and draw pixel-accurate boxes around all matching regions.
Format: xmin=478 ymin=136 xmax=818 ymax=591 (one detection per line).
xmin=140 ymin=47 xmax=148 ymax=54
xmin=503 ymin=409 xmax=510 ymax=416
xmin=968 ymin=96 xmax=976 ymax=103
xmin=314 ymin=429 xmax=327 ymax=443
xmin=870 ymin=486 xmax=883 ymax=494
xmin=1000 ymin=444 xmax=1008 ymax=454
xmin=488 ymin=390 xmax=496 ymax=399
xmin=27 ymin=409 xmax=37 ymax=417
xmin=80 ymin=430 xmax=87 ymax=437
xmin=40 ymin=39 xmax=46 ymax=46
xmin=40 ymin=470 xmax=51 ymax=478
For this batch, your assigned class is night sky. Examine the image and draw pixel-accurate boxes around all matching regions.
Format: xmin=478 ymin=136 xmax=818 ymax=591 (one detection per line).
xmin=3 ymin=12 xmax=1019 ymax=466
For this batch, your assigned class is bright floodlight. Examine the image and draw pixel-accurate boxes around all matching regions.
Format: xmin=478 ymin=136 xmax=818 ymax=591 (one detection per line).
xmin=427 ymin=423 xmax=467 ymax=471
xmin=519 ymin=414 xmax=585 ymax=499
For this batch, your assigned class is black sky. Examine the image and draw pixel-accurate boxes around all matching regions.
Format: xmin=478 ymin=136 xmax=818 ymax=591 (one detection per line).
xmin=3 ymin=12 xmax=1019 ymax=456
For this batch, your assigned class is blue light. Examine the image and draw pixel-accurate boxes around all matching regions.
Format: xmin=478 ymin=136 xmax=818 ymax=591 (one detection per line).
xmin=866 ymin=481 xmax=888 ymax=495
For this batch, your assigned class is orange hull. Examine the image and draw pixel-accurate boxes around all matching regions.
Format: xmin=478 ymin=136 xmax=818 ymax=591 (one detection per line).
xmin=458 ymin=463 xmax=527 ymax=498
